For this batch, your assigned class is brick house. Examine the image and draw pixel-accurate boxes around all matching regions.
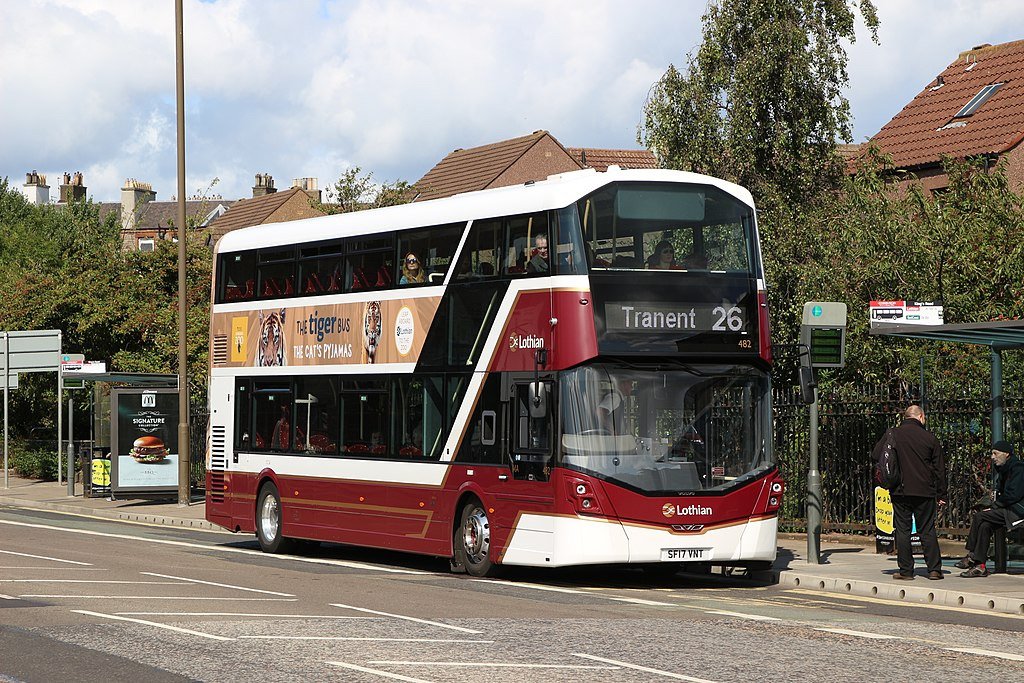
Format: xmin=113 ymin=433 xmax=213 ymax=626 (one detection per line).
xmin=864 ymin=39 xmax=1024 ymax=193
xmin=412 ymin=130 xmax=657 ymax=201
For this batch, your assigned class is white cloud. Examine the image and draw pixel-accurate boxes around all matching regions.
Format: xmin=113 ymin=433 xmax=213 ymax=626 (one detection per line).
xmin=2 ymin=0 xmax=1022 ymax=202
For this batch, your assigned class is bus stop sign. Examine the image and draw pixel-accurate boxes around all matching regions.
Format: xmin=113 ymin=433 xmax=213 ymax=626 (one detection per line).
xmin=801 ymin=302 xmax=847 ymax=368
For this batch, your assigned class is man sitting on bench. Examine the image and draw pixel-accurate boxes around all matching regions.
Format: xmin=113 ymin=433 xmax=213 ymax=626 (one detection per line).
xmin=957 ymin=439 xmax=1024 ymax=577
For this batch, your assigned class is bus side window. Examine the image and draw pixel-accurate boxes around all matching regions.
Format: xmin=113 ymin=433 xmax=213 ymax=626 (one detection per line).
xmin=453 ymin=219 xmax=501 ymax=281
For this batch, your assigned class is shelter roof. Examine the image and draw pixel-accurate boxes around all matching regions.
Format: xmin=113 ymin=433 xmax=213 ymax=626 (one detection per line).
xmin=869 ymin=320 xmax=1024 ymax=350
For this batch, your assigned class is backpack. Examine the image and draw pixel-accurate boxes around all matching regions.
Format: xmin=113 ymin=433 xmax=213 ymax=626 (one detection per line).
xmin=874 ymin=428 xmax=901 ymax=491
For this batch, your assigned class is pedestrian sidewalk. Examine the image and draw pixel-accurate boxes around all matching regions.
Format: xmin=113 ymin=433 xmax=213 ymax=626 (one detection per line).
xmin=774 ymin=533 xmax=1024 ymax=617
xmin=2 ymin=476 xmax=1023 ymax=616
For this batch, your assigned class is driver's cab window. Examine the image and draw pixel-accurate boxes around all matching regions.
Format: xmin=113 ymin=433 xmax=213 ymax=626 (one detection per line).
xmin=510 ymin=381 xmax=552 ymax=481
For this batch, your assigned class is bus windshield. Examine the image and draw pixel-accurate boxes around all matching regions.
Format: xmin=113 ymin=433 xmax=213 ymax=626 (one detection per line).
xmin=559 ymin=364 xmax=772 ymax=493
xmin=577 ymin=182 xmax=755 ymax=273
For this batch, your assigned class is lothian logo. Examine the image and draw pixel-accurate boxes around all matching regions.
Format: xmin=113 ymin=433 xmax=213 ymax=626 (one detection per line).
xmin=509 ymin=333 xmax=544 ymax=351
xmin=662 ymin=503 xmax=713 ymax=518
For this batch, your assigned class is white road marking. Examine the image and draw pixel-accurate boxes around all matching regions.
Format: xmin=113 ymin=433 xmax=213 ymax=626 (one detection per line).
xmin=607 ymin=596 xmax=677 ymax=606
xmin=330 ymin=603 xmax=483 ymax=634
xmin=945 ymin=647 xmax=1024 ymax=661
xmin=0 ymin=567 xmax=107 ymax=570
xmin=704 ymin=609 xmax=781 ymax=622
xmin=23 ymin=595 xmax=296 ymax=601
xmin=367 ymin=661 xmax=617 ymax=670
xmin=72 ymin=610 xmax=233 ymax=641
xmin=327 ymin=661 xmax=435 ymax=683
xmin=0 ymin=519 xmax=430 ymax=575
xmin=815 ymin=627 xmax=901 ymax=640
xmin=0 ymin=580 xmax=179 ymax=585
xmin=244 ymin=636 xmax=493 ymax=643
xmin=785 ymin=588 xmax=1024 ymax=621
xmin=574 ymin=653 xmax=720 ymax=682
xmin=471 ymin=579 xmax=588 ymax=595
xmin=471 ymin=579 xmax=675 ymax=606
xmin=0 ymin=549 xmax=91 ymax=565
xmin=0 ymin=594 xmax=18 ymax=600
xmin=140 ymin=572 xmax=294 ymax=596
xmin=116 ymin=612 xmax=371 ymax=619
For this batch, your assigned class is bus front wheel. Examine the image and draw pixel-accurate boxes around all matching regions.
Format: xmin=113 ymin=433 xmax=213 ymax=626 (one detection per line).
xmin=256 ymin=483 xmax=293 ymax=554
xmin=455 ymin=501 xmax=495 ymax=577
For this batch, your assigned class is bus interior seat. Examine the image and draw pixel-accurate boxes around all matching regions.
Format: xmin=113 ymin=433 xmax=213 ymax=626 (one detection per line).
xmin=375 ymin=266 xmax=392 ymax=288
xmin=304 ymin=272 xmax=323 ymax=294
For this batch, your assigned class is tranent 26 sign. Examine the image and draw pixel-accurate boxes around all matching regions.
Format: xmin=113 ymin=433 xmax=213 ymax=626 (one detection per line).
xmin=604 ymin=301 xmax=745 ymax=333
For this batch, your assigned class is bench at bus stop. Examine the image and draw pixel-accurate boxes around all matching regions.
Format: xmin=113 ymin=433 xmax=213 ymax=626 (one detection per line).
xmin=994 ymin=526 xmax=1024 ymax=574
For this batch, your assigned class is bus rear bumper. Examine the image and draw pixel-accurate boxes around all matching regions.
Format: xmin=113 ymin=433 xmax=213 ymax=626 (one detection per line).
xmin=500 ymin=514 xmax=777 ymax=568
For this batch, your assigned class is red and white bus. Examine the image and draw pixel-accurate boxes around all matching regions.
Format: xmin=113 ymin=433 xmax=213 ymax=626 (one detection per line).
xmin=205 ymin=167 xmax=783 ymax=576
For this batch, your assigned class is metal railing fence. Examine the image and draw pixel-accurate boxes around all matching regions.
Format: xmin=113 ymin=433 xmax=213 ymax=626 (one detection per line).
xmin=773 ymin=384 xmax=1019 ymax=534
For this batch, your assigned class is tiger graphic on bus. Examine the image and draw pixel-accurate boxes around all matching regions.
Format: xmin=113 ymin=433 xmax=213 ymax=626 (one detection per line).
xmin=257 ymin=309 xmax=286 ymax=366
xmin=363 ymin=301 xmax=382 ymax=364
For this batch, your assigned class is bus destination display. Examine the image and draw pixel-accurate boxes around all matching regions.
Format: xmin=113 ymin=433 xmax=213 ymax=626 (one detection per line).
xmin=604 ymin=301 xmax=747 ymax=334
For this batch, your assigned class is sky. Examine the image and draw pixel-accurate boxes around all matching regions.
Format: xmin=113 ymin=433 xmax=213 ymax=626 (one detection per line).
xmin=2 ymin=0 xmax=1023 ymax=204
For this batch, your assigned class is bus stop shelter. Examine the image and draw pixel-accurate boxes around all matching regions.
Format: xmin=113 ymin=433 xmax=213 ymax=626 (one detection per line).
xmin=870 ymin=320 xmax=1024 ymax=441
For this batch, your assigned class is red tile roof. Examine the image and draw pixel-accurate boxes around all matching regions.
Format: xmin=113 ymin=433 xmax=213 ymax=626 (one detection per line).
xmin=207 ymin=186 xmax=322 ymax=240
xmin=413 ymin=131 xmax=579 ymax=201
xmin=869 ymin=40 xmax=1024 ymax=169
xmin=566 ymin=147 xmax=657 ymax=171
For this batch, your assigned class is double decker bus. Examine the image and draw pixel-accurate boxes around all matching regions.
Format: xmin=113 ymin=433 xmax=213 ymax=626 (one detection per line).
xmin=205 ymin=167 xmax=783 ymax=576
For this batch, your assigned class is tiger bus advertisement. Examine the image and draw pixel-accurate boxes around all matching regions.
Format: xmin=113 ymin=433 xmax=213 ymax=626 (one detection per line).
xmin=110 ymin=388 xmax=180 ymax=495
xmin=211 ymin=296 xmax=441 ymax=368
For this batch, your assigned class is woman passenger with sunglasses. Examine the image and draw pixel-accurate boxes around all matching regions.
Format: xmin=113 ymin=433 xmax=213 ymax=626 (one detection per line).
xmin=400 ymin=252 xmax=426 ymax=284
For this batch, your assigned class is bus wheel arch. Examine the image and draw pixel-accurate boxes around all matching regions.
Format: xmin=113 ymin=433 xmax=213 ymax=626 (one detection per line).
xmin=452 ymin=495 xmax=497 ymax=577
xmin=255 ymin=480 xmax=293 ymax=554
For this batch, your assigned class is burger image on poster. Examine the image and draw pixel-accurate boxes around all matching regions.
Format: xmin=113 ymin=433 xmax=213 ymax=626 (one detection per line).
xmin=130 ymin=435 xmax=169 ymax=463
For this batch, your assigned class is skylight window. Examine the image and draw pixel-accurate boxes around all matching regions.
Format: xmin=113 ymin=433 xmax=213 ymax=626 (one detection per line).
xmin=954 ymin=83 xmax=1004 ymax=118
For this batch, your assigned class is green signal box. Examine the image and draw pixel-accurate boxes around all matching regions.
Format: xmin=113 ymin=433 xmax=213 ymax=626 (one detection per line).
xmin=800 ymin=302 xmax=847 ymax=369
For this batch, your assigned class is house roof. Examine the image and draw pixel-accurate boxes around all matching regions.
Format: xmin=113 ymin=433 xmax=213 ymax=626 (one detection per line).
xmin=97 ymin=200 xmax=233 ymax=232
xmin=566 ymin=147 xmax=658 ymax=171
xmin=413 ymin=130 xmax=581 ymax=201
xmin=869 ymin=39 xmax=1024 ymax=169
xmin=207 ymin=186 xmax=321 ymax=240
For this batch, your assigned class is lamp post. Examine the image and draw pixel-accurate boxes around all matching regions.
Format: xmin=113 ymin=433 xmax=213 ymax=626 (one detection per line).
xmin=175 ymin=0 xmax=190 ymax=505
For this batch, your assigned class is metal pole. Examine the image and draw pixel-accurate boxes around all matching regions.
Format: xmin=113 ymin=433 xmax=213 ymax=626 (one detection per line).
xmin=175 ymin=0 xmax=191 ymax=505
xmin=807 ymin=384 xmax=822 ymax=564
xmin=3 ymin=332 xmax=8 ymax=489
xmin=991 ymin=348 xmax=1003 ymax=442
xmin=67 ymin=396 xmax=74 ymax=495
xmin=57 ymin=340 xmax=63 ymax=488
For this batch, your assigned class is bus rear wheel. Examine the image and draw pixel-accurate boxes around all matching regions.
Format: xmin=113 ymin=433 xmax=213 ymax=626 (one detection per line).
xmin=256 ymin=483 xmax=293 ymax=554
xmin=455 ymin=501 xmax=495 ymax=577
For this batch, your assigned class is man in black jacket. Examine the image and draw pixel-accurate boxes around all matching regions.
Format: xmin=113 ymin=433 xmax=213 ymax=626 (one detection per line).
xmin=956 ymin=440 xmax=1024 ymax=577
xmin=887 ymin=405 xmax=947 ymax=580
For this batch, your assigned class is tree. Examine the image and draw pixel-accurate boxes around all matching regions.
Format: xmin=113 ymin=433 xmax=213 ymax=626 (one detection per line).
xmin=322 ymin=166 xmax=412 ymax=214
xmin=639 ymin=0 xmax=878 ymax=208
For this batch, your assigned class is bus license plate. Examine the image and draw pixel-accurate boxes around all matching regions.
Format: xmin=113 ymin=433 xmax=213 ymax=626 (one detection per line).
xmin=661 ymin=548 xmax=711 ymax=561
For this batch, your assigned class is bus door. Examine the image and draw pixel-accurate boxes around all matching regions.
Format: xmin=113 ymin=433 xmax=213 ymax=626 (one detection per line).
xmin=492 ymin=377 xmax=556 ymax=532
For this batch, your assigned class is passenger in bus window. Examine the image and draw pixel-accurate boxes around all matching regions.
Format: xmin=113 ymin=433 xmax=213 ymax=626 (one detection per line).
xmin=270 ymin=404 xmax=291 ymax=450
xmin=400 ymin=252 xmax=426 ymax=284
xmin=526 ymin=234 xmax=549 ymax=273
xmin=401 ymin=424 xmax=424 ymax=457
xmin=681 ymin=249 xmax=709 ymax=269
xmin=646 ymin=240 xmax=677 ymax=269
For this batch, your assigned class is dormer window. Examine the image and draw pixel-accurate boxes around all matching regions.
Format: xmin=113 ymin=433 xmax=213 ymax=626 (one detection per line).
xmin=953 ymin=83 xmax=1004 ymax=118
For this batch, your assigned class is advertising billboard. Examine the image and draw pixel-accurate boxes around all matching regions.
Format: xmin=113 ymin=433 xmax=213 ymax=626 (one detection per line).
xmin=110 ymin=388 xmax=179 ymax=496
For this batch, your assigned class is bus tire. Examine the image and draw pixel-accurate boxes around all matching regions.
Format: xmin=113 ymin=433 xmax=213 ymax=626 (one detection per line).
xmin=256 ymin=482 xmax=293 ymax=554
xmin=455 ymin=501 xmax=495 ymax=577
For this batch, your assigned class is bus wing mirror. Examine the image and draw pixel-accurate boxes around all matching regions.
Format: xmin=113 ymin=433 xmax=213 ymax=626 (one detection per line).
xmin=799 ymin=366 xmax=816 ymax=405
xmin=528 ymin=382 xmax=548 ymax=419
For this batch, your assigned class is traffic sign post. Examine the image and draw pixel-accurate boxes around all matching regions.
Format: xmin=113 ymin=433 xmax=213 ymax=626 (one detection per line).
xmin=799 ymin=303 xmax=847 ymax=566
xmin=800 ymin=302 xmax=848 ymax=368
xmin=2 ymin=330 xmax=62 ymax=489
